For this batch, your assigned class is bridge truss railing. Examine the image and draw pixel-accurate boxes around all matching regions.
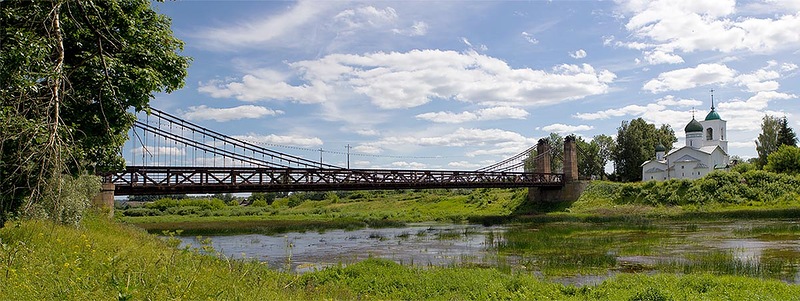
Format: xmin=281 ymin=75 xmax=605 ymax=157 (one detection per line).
xmin=106 ymin=166 xmax=564 ymax=195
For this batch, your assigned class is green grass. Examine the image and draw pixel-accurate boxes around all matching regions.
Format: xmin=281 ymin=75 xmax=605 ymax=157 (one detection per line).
xmin=2 ymin=216 xmax=800 ymax=300
xmin=118 ymin=188 xmax=527 ymax=234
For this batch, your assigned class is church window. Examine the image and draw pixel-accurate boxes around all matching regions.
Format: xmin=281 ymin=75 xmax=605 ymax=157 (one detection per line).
xmin=706 ymin=128 xmax=713 ymax=140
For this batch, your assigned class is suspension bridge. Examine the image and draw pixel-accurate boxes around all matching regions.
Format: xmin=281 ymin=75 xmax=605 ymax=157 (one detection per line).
xmin=102 ymin=108 xmax=581 ymax=196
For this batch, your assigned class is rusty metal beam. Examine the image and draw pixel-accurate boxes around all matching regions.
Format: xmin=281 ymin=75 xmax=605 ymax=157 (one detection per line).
xmin=104 ymin=166 xmax=564 ymax=195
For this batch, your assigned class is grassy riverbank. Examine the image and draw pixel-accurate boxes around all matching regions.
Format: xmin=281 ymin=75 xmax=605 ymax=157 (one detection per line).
xmin=118 ymin=188 xmax=528 ymax=234
xmin=2 ymin=216 xmax=798 ymax=300
xmin=117 ymin=170 xmax=800 ymax=235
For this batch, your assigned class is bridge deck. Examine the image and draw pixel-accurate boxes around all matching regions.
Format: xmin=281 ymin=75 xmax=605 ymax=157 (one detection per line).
xmin=105 ymin=166 xmax=564 ymax=195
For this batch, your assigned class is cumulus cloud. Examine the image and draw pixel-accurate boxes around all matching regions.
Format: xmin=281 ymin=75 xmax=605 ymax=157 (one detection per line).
xmin=415 ymin=106 xmax=529 ymax=123
xmin=233 ymin=134 xmax=323 ymax=148
xmin=643 ymin=63 xmax=737 ymax=93
xmin=616 ymin=0 xmax=800 ymax=58
xmin=574 ymin=103 xmax=666 ymax=120
xmin=643 ymin=61 xmax=795 ymax=94
xmin=538 ymin=123 xmax=594 ymax=134
xmin=655 ymin=95 xmax=702 ymax=107
xmin=570 ymin=49 xmax=587 ymax=59
xmin=643 ymin=50 xmax=684 ymax=64
xmin=198 ymin=69 xmax=330 ymax=103
xmin=180 ymin=105 xmax=283 ymax=122
xmin=200 ymin=50 xmax=616 ymax=110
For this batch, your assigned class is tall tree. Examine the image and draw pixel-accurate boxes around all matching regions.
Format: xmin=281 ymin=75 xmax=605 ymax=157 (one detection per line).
xmin=1 ymin=0 xmax=190 ymax=223
xmin=755 ymin=115 xmax=782 ymax=168
xmin=576 ymin=137 xmax=603 ymax=179
xmin=777 ymin=117 xmax=798 ymax=147
xmin=548 ymin=133 xmax=564 ymax=172
xmin=576 ymin=134 xmax=616 ymax=180
xmin=612 ymin=118 xmax=676 ymax=182
xmin=594 ymin=134 xmax=616 ymax=179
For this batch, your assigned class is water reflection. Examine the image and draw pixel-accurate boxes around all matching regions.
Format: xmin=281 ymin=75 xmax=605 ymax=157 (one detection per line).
xmin=178 ymin=219 xmax=800 ymax=284
xmin=178 ymin=223 xmax=509 ymax=273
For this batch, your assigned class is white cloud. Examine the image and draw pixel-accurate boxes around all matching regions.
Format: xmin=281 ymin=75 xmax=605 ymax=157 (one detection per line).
xmin=180 ymin=105 xmax=283 ymax=122
xmin=352 ymin=144 xmax=382 ymax=154
xmin=415 ymin=106 xmax=529 ymax=123
xmin=390 ymin=161 xmax=427 ymax=169
xmin=233 ymin=134 xmax=323 ymax=148
xmin=416 ymin=111 xmax=478 ymax=123
xmin=448 ymin=161 xmax=482 ymax=169
xmin=574 ymin=103 xmax=665 ymax=120
xmin=201 ymin=50 xmax=616 ymax=110
xmin=539 ymin=123 xmax=594 ymax=134
xmin=393 ymin=21 xmax=428 ymax=36
xmin=655 ymin=95 xmax=702 ymax=107
xmin=196 ymin=0 xmax=332 ymax=48
xmin=380 ymin=128 xmax=532 ymax=147
xmin=643 ymin=50 xmax=684 ymax=65
xmin=131 ymin=146 xmax=185 ymax=157
xmin=735 ymin=66 xmax=781 ymax=93
xmin=334 ymin=6 xmax=398 ymax=33
xmin=355 ymin=128 xmax=380 ymax=136
xmin=781 ymin=63 xmax=798 ymax=72
xmin=643 ymin=63 xmax=737 ymax=93
xmin=521 ymin=31 xmax=539 ymax=44
xmin=570 ymin=49 xmax=587 ymax=59
xmin=616 ymin=0 xmax=800 ymax=56
xmin=198 ymin=69 xmax=329 ymax=103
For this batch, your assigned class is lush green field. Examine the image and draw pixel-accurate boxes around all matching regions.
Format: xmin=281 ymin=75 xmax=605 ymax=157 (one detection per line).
xmin=118 ymin=188 xmax=528 ymax=234
xmin=2 ymin=216 xmax=799 ymax=300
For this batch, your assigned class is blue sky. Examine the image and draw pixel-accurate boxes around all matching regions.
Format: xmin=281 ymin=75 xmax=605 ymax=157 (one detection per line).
xmin=139 ymin=0 xmax=800 ymax=170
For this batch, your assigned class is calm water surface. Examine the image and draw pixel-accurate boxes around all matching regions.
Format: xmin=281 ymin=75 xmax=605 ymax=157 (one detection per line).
xmin=178 ymin=219 xmax=800 ymax=284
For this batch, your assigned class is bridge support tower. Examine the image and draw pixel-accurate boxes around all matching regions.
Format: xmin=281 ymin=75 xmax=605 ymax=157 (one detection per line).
xmin=527 ymin=135 xmax=589 ymax=204
xmin=92 ymin=183 xmax=116 ymax=219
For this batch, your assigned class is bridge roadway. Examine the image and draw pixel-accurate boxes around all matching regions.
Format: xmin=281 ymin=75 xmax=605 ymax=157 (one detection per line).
xmin=105 ymin=166 xmax=565 ymax=195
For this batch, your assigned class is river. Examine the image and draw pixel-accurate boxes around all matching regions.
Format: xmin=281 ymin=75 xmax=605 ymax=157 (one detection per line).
xmin=177 ymin=219 xmax=800 ymax=285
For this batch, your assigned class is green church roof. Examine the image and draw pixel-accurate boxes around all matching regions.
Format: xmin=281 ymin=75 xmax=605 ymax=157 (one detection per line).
xmin=685 ymin=118 xmax=703 ymax=132
xmin=655 ymin=144 xmax=666 ymax=152
xmin=705 ymin=109 xmax=721 ymax=120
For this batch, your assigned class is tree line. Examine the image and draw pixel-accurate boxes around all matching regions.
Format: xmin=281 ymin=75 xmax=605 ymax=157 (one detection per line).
xmin=529 ymin=115 xmax=798 ymax=182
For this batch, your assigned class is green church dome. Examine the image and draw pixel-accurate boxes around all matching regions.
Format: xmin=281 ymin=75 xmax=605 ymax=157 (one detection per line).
xmin=655 ymin=144 xmax=666 ymax=152
xmin=685 ymin=118 xmax=703 ymax=132
xmin=705 ymin=109 xmax=720 ymax=120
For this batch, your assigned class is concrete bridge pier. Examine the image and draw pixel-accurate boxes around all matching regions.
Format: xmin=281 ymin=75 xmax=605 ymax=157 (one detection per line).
xmin=527 ymin=136 xmax=589 ymax=204
xmin=92 ymin=183 xmax=115 ymax=219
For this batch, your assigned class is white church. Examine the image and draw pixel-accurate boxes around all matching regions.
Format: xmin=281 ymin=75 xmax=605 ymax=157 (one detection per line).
xmin=641 ymin=100 xmax=730 ymax=181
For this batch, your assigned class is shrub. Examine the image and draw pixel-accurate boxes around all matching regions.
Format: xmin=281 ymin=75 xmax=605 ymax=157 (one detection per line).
xmin=286 ymin=194 xmax=305 ymax=208
xmin=765 ymin=145 xmax=800 ymax=175
xmin=251 ymin=200 xmax=269 ymax=207
xmin=122 ymin=208 xmax=163 ymax=217
xmin=165 ymin=206 xmax=204 ymax=216
xmin=145 ymin=198 xmax=179 ymax=211
xmin=25 ymin=174 xmax=100 ymax=226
